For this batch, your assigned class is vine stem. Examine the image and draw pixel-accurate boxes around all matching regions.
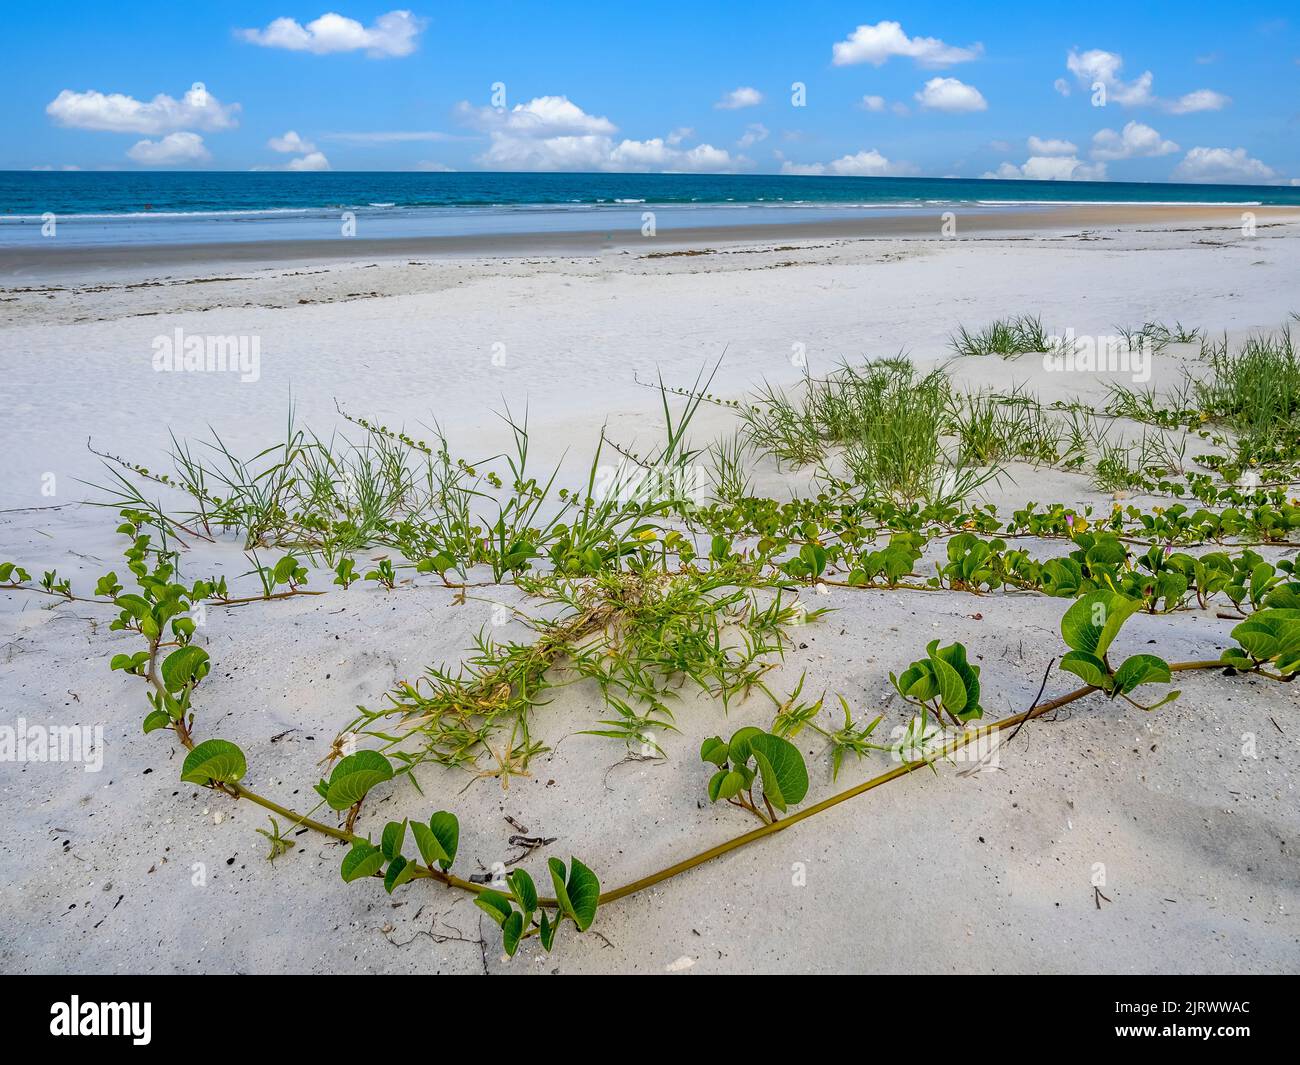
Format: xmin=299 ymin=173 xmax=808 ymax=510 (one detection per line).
xmin=181 ymin=657 xmax=1235 ymax=911
xmin=595 ymin=657 xmax=1226 ymax=905
xmin=224 ymin=783 xmax=355 ymax=843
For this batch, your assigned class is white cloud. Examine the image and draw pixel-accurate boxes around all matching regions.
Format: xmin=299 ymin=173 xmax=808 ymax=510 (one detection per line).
xmin=237 ymin=10 xmax=425 ymax=57
xmin=832 ymin=20 xmax=982 ymax=67
xmin=47 ymin=84 xmax=239 ymax=134
xmin=1172 ymin=147 xmax=1278 ymax=184
xmin=1053 ymin=77 xmax=1071 ymax=97
xmin=860 ymin=95 xmax=887 ymax=112
xmin=607 ymin=139 xmax=743 ymax=172
xmin=415 ymin=161 xmax=456 ymax=172
xmin=915 ymin=77 xmax=987 ymax=113
xmin=457 ymin=95 xmax=744 ymax=172
xmin=1067 ymin=49 xmax=1153 ymax=105
xmin=666 ymin=127 xmax=693 ymax=145
xmin=1065 ymin=49 xmax=1229 ymax=112
xmin=984 ymin=156 xmax=1107 ymax=181
xmin=737 ymin=123 xmax=769 ymax=148
xmin=1022 ymin=155 xmax=1106 ymax=180
xmin=1090 ymin=121 xmax=1178 ymax=161
xmin=781 ymin=149 xmax=916 ymax=177
xmin=268 ymin=130 xmax=315 ymax=153
xmin=284 ymin=151 xmax=331 ymax=171
xmin=1167 ymin=89 xmax=1230 ymax=114
xmin=715 ymin=86 xmax=763 ymax=110
xmin=456 ymin=95 xmax=616 ymax=136
xmin=475 ymin=134 xmax=611 ymax=171
xmin=1027 ymin=136 xmax=1077 ymax=155
xmin=126 ymin=131 xmax=211 ymax=166
xmin=984 ymin=163 xmax=1023 ymax=180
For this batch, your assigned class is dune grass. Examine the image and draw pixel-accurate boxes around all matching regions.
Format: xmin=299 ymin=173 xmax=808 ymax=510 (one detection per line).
xmin=1114 ymin=320 xmax=1204 ymax=354
xmin=1194 ymin=327 xmax=1300 ymax=469
xmin=739 ymin=359 xmax=998 ymax=503
xmin=946 ymin=387 xmax=1063 ymax=467
xmin=948 ymin=314 xmax=1050 ymax=359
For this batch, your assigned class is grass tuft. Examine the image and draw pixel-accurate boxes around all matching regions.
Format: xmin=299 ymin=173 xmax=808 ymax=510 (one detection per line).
xmin=948 ymin=314 xmax=1050 ymax=359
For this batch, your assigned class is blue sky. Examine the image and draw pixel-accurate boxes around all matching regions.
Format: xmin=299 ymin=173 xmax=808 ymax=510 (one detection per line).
xmin=3 ymin=2 xmax=1297 ymax=183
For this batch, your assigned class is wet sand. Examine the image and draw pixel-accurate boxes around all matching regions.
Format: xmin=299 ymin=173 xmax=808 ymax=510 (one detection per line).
xmin=2 ymin=204 xmax=1295 ymax=281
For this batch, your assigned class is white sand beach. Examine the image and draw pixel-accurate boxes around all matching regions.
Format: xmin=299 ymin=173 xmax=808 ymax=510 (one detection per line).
xmin=2 ymin=208 xmax=1299 ymax=974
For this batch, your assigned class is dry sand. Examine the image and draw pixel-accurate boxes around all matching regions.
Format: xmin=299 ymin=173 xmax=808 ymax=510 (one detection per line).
xmin=1 ymin=208 xmax=1298 ymax=974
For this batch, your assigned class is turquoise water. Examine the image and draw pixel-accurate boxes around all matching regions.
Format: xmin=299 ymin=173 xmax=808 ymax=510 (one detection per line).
xmin=1 ymin=171 xmax=1294 ymax=247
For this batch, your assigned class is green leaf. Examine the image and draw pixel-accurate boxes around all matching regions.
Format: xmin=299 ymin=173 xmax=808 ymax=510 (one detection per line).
xmin=427 ymin=811 xmax=459 ymax=870
xmin=474 ymin=889 xmax=513 ymax=926
xmin=381 ymin=819 xmax=406 ymax=861
xmin=927 ymin=645 xmax=968 ymax=719
xmin=1040 ymin=558 xmax=1083 ymax=597
xmin=340 ymin=842 xmax=385 ymax=883
xmin=114 ymin=593 xmax=151 ymax=620
xmin=708 ymin=768 xmax=746 ymax=802
xmin=410 ymin=821 xmax=449 ymax=867
xmin=324 ymin=750 xmax=394 ymax=811
xmin=1061 ymin=590 xmax=1140 ymax=657
xmin=1265 ymin=582 xmax=1300 ymax=609
xmin=1231 ymin=608 xmax=1300 ymax=665
xmin=507 ymin=868 xmax=538 ymax=919
xmin=893 ymin=662 xmax=939 ymax=703
xmin=160 ymin=645 xmax=210 ymax=692
xmin=538 ymin=910 xmax=557 ymax=951
xmin=385 ymin=855 xmax=416 ymax=894
xmin=881 ymin=543 xmax=915 ymax=582
xmin=142 ymin=709 xmax=170 ymax=734
xmin=726 ymin=726 xmax=763 ymax=767
xmin=748 ymin=733 xmax=809 ymax=812
xmin=1220 ymin=646 xmax=1253 ymax=669
xmin=564 ymin=858 xmax=600 ymax=932
xmin=699 ymin=736 xmax=729 ymax=766
xmin=548 ymin=857 xmax=573 ymax=920
xmin=180 ymin=739 xmax=247 ymax=785
xmin=799 ymin=543 xmax=827 ymax=578
xmin=1086 ymin=536 xmax=1128 ymax=566
xmin=501 ymin=911 xmax=525 ymax=956
xmin=1249 ymin=562 xmax=1276 ymax=606
xmin=1112 ymin=654 xmax=1171 ymax=695
xmin=1059 ymin=650 xmax=1112 ymax=691
xmin=929 ymin=640 xmax=983 ymax=721
xmin=1134 ymin=689 xmax=1181 ymax=711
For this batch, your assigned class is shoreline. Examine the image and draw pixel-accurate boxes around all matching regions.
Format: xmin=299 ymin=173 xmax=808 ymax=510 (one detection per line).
xmin=3 ymin=204 xmax=1296 ymax=280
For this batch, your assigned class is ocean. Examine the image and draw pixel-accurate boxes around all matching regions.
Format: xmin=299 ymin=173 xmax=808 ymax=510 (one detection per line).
xmin=1 ymin=170 xmax=1295 ymax=248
